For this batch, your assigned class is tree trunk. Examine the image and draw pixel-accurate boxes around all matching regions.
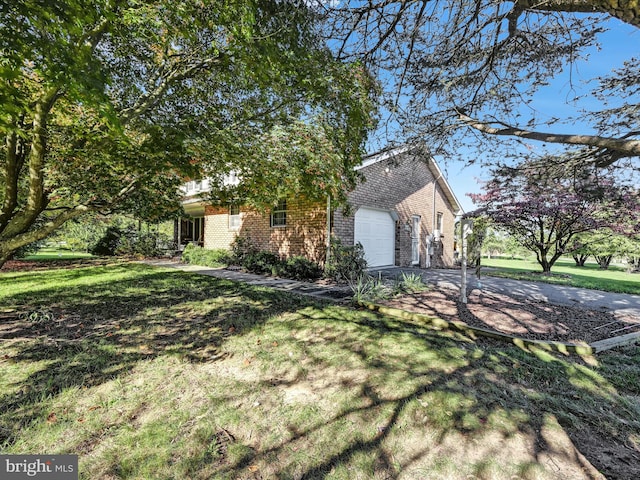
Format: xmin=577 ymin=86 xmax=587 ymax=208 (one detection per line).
xmin=0 ymin=205 xmax=92 ymax=268
xmin=0 ymin=251 xmax=11 ymax=270
xmin=595 ymin=255 xmax=613 ymax=269
xmin=538 ymin=255 xmax=553 ymax=274
xmin=572 ymin=253 xmax=588 ymax=267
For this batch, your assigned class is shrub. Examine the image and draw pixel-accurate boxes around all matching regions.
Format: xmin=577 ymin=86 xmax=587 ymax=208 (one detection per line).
xmin=325 ymin=238 xmax=368 ymax=283
xmin=394 ymin=271 xmax=428 ymax=294
xmin=230 ymin=235 xmax=258 ymax=264
xmin=206 ymin=235 xmax=322 ymax=280
xmin=92 ymin=227 xmax=169 ymax=257
xmin=182 ymin=244 xmax=231 ymax=267
xmin=132 ymin=232 xmax=165 ymax=257
xmin=279 ymin=256 xmax=323 ymax=281
xmin=91 ymin=227 xmax=126 ymax=256
xmin=242 ymin=250 xmax=282 ymax=275
xmin=349 ymin=274 xmax=393 ymax=303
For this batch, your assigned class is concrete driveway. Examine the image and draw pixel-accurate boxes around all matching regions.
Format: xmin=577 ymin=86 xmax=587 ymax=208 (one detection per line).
xmin=372 ymin=266 xmax=640 ymax=318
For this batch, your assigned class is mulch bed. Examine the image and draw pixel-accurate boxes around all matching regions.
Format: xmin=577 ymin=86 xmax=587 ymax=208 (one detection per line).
xmin=381 ymin=286 xmax=640 ymax=345
xmin=1 ymin=258 xmax=118 ymax=272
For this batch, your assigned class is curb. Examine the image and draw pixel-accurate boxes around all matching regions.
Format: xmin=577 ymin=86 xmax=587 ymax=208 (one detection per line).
xmin=357 ymin=301 xmax=640 ymax=355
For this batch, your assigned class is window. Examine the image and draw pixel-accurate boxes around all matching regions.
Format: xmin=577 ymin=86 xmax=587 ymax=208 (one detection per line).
xmin=270 ymin=199 xmax=287 ymax=227
xmin=434 ymin=212 xmax=444 ymax=240
xmin=229 ymin=205 xmax=241 ymax=229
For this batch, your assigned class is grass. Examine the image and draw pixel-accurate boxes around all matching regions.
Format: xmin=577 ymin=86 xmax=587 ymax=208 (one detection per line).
xmin=482 ymin=256 xmax=640 ymax=294
xmin=1 ymin=262 xmax=639 ymax=479
xmin=22 ymin=248 xmax=94 ymax=261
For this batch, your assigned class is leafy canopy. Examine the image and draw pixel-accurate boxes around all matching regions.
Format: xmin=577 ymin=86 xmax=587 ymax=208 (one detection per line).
xmin=469 ymin=155 xmax=640 ymax=272
xmin=0 ymin=0 xmax=377 ymax=263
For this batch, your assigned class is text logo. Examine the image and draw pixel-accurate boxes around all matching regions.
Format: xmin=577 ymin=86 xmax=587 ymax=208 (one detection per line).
xmin=0 ymin=455 xmax=78 ymax=480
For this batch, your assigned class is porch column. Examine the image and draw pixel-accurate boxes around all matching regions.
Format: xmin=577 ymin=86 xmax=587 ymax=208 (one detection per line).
xmin=177 ymin=217 xmax=181 ymax=251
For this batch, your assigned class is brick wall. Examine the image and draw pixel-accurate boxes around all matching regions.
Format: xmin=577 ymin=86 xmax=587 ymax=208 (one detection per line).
xmin=333 ymin=150 xmax=459 ymax=267
xmin=203 ymin=205 xmax=237 ymax=250
xmin=203 ymin=199 xmax=328 ymax=263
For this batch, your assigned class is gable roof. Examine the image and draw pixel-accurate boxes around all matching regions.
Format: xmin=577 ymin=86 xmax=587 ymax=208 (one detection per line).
xmin=358 ymin=145 xmax=464 ymax=215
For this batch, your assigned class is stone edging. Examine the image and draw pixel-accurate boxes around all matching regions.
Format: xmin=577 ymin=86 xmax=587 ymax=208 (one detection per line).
xmin=357 ymin=301 xmax=640 ymax=355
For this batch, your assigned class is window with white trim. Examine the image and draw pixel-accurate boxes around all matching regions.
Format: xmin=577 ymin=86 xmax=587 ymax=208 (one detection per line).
xmin=270 ymin=199 xmax=287 ymax=227
xmin=229 ymin=205 xmax=241 ymax=229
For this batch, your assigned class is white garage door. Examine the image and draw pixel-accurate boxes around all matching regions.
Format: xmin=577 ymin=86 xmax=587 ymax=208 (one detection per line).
xmin=354 ymin=208 xmax=395 ymax=267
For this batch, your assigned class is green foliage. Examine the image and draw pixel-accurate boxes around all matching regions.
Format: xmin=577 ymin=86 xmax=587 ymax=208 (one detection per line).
xmin=467 ymin=217 xmax=490 ymax=277
xmin=0 ymin=0 xmax=377 ymax=264
xmin=325 ymin=237 xmax=368 ymax=283
xmin=11 ymin=240 xmax=46 ymax=259
xmin=349 ymin=274 xmax=393 ymax=303
xmin=230 ymin=235 xmax=258 ymax=264
xmin=91 ymin=227 xmax=124 ymax=256
xmin=351 ymin=271 xmax=428 ymax=303
xmin=91 ymin=226 xmax=169 ymax=257
xmin=278 ymin=256 xmax=323 ymax=281
xmin=470 ymin=159 xmax=640 ymax=273
xmin=241 ymin=251 xmax=282 ymax=276
xmin=394 ymin=272 xmax=428 ymax=294
xmin=51 ymin=215 xmax=108 ymax=252
xmin=482 ymin=257 xmax=640 ymax=295
xmin=196 ymin=238 xmax=322 ymax=280
xmin=116 ymin=231 xmax=169 ymax=257
xmin=181 ymin=244 xmax=231 ymax=268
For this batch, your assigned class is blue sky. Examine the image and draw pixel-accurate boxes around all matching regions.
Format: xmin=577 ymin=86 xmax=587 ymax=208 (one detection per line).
xmin=367 ymin=19 xmax=639 ymax=213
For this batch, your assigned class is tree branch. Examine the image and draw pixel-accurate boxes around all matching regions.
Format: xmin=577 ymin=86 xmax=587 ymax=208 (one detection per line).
xmin=516 ymin=0 xmax=640 ymax=28
xmin=457 ymin=110 xmax=640 ymax=158
xmin=119 ymin=54 xmax=226 ymax=124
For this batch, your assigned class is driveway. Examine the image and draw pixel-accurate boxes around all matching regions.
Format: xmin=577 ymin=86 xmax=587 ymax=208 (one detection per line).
xmin=373 ymin=266 xmax=640 ymax=318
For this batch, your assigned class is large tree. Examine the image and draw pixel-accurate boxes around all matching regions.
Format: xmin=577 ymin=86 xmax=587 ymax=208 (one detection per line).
xmin=0 ymin=0 xmax=376 ymax=266
xmin=469 ymin=157 xmax=640 ymax=273
xmin=324 ymin=1 xmax=639 ymax=167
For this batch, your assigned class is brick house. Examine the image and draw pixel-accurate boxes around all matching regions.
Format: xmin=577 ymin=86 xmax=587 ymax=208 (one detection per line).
xmin=176 ymin=145 xmax=463 ymax=268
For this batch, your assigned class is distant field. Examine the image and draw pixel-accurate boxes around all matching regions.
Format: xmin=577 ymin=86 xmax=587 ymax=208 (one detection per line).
xmin=482 ymin=257 xmax=640 ymax=295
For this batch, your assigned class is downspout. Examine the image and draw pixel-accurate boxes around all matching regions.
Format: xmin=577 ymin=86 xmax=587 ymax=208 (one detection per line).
xmin=326 ymin=195 xmax=331 ymax=265
xmin=432 ymin=173 xmax=442 ymax=233
xmin=431 ymin=171 xmax=443 ymax=268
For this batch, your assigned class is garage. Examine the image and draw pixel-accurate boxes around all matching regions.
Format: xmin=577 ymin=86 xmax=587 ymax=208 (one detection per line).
xmin=354 ymin=207 xmax=396 ymax=267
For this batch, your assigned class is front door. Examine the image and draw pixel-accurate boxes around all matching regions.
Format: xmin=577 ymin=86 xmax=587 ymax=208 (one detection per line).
xmin=411 ymin=215 xmax=420 ymax=265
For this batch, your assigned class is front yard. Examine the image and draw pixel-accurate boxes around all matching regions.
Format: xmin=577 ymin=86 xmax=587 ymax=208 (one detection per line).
xmin=1 ymin=262 xmax=639 ymax=479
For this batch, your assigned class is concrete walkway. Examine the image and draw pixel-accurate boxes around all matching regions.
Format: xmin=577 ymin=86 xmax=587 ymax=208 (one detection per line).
xmin=144 ymin=260 xmax=353 ymax=302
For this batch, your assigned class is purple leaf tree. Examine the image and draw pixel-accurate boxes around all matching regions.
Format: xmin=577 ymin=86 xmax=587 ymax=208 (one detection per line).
xmin=469 ymin=159 xmax=639 ymax=273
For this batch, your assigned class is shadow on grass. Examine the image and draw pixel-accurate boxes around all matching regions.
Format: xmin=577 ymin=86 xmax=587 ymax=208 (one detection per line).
xmin=381 ymin=287 xmax=639 ymax=344
xmin=1 ymin=263 xmax=638 ymax=479
xmin=0 ymin=263 xmax=315 ymax=446
xmin=209 ymin=304 xmax=638 ymax=479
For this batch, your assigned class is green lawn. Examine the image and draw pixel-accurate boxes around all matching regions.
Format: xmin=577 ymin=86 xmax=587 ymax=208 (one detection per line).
xmin=482 ymin=257 xmax=640 ymax=294
xmin=23 ymin=247 xmax=94 ymax=261
xmin=1 ymin=263 xmax=638 ymax=479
